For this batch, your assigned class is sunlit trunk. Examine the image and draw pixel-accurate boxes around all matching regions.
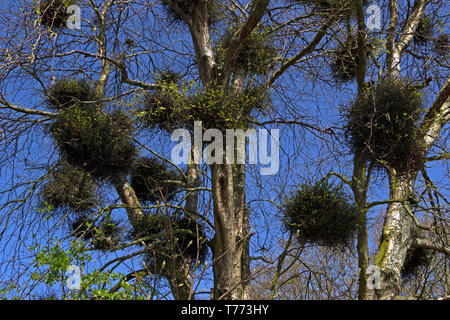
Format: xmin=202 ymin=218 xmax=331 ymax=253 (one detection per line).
xmin=373 ymin=172 xmax=417 ymax=299
xmin=112 ymin=173 xmax=144 ymax=228
xmin=211 ymin=163 xmax=247 ymax=300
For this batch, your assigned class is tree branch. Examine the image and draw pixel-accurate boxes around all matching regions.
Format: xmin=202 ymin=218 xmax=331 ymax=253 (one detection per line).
xmin=0 ymin=94 xmax=56 ymax=118
xmin=421 ymin=77 xmax=450 ymax=151
xmin=266 ymin=18 xmax=332 ymax=87
xmin=411 ymin=237 xmax=450 ymax=255
xmin=396 ymin=0 xmax=429 ymax=55
xmin=218 ymin=0 xmax=270 ymax=86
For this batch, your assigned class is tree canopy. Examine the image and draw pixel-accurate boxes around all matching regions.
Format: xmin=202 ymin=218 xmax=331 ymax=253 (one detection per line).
xmin=0 ymin=0 xmax=448 ymax=300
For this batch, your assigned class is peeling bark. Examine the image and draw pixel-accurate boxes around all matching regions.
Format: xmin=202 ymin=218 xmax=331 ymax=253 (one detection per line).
xmin=372 ymin=77 xmax=449 ymax=299
xmin=373 ymin=172 xmax=417 ymax=299
xmin=371 ymin=1 xmax=448 ymax=299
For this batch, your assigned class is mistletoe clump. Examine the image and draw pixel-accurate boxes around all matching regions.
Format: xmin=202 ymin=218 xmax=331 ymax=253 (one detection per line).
xmin=283 ymin=179 xmax=358 ymax=247
xmin=71 ymin=215 xmax=122 ymax=251
xmin=216 ymin=30 xmax=277 ymax=76
xmin=434 ymin=34 xmax=449 ymax=57
xmin=46 ymin=78 xmax=100 ymax=111
xmin=344 ymin=78 xmax=425 ymax=173
xmin=401 ymin=228 xmax=433 ymax=279
xmin=39 ymin=163 xmax=101 ymax=213
xmin=290 ymin=0 xmax=368 ymax=20
xmin=50 ymin=105 xmax=137 ymax=179
xmin=173 ymin=216 xmax=208 ymax=263
xmin=141 ymin=84 xmax=266 ymax=132
xmin=36 ymin=0 xmax=78 ymax=30
xmin=133 ymin=213 xmax=208 ymax=263
xmin=162 ymin=0 xmax=222 ymax=26
xmin=130 ymin=157 xmax=181 ymax=204
xmin=330 ymin=34 xmax=374 ymax=82
xmin=139 ymin=72 xmax=190 ymax=132
xmin=189 ymin=87 xmax=266 ymax=130
xmin=155 ymin=70 xmax=184 ymax=86
xmin=413 ymin=15 xmax=434 ymax=45
xmin=71 ymin=216 xmax=97 ymax=240
xmin=90 ymin=219 xmax=122 ymax=251
xmin=130 ymin=213 xmax=166 ymax=243
xmin=401 ymin=246 xmax=433 ymax=279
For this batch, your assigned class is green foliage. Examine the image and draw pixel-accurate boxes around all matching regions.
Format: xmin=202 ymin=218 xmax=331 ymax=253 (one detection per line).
xmin=190 ymin=87 xmax=266 ymax=130
xmin=216 ymin=29 xmax=276 ymax=75
xmin=344 ymin=78 xmax=425 ymax=173
xmin=50 ymin=105 xmax=137 ymax=179
xmin=140 ymin=82 xmax=266 ymax=131
xmin=90 ymin=219 xmax=122 ymax=252
xmin=139 ymin=81 xmax=188 ymax=132
xmin=0 ymin=284 xmax=18 ymax=300
xmin=155 ymin=70 xmax=184 ymax=86
xmin=130 ymin=157 xmax=181 ymax=204
xmin=36 ymin=0 xmax=78 ymax=30
xmin=72 ymin=269 xmax=137 ymax=300
xmin=71 ymin=216 xmax=122 ymax=251
xmin=413 ymin=15 xmax=434 ymax=45
xmin=34 ymin=240 xmax=91 ymax=287
xmin=39 ymin=163 xmax=101 ymax=213
xmin=283 ymin=179 xmax=358 ymax=247
xmin=32 ymin=240 xmax=138 ymax=299
xmin=46 ymin=78 xmax=100 ymax=111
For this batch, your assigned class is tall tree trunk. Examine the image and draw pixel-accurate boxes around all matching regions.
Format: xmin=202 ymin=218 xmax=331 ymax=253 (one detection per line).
xmin=351 ymin=157 xmax=370 ymax=300
xmin=373 ymin=172 xmax=417 ymax=299
xmin=211 ymin=163 xmax=247 ymax=300
xmin=372 ymin=77 xmax=449 ymax=299
xmin=353 ymin=0 xmax=370 ymax=299
xmin=168 ymin=0 xmax=269 ymax=300
xmin=371 ymin=1 xmax=433 ymax=299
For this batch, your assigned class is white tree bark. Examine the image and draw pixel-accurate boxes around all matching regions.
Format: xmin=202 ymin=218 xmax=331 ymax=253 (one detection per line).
xmin=372 ymin=0 xmax=448 ymax=299
xmin=373 ymin=173 xmax=417 ymax=299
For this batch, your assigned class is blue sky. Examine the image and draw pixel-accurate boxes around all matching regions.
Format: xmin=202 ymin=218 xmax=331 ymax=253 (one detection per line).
xmin=0 ymin=0 xmax=448 ymax=299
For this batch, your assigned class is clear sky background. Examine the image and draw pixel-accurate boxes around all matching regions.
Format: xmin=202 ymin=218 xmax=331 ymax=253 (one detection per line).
xmin=0 ymin=0 xmax=448 ymax=299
